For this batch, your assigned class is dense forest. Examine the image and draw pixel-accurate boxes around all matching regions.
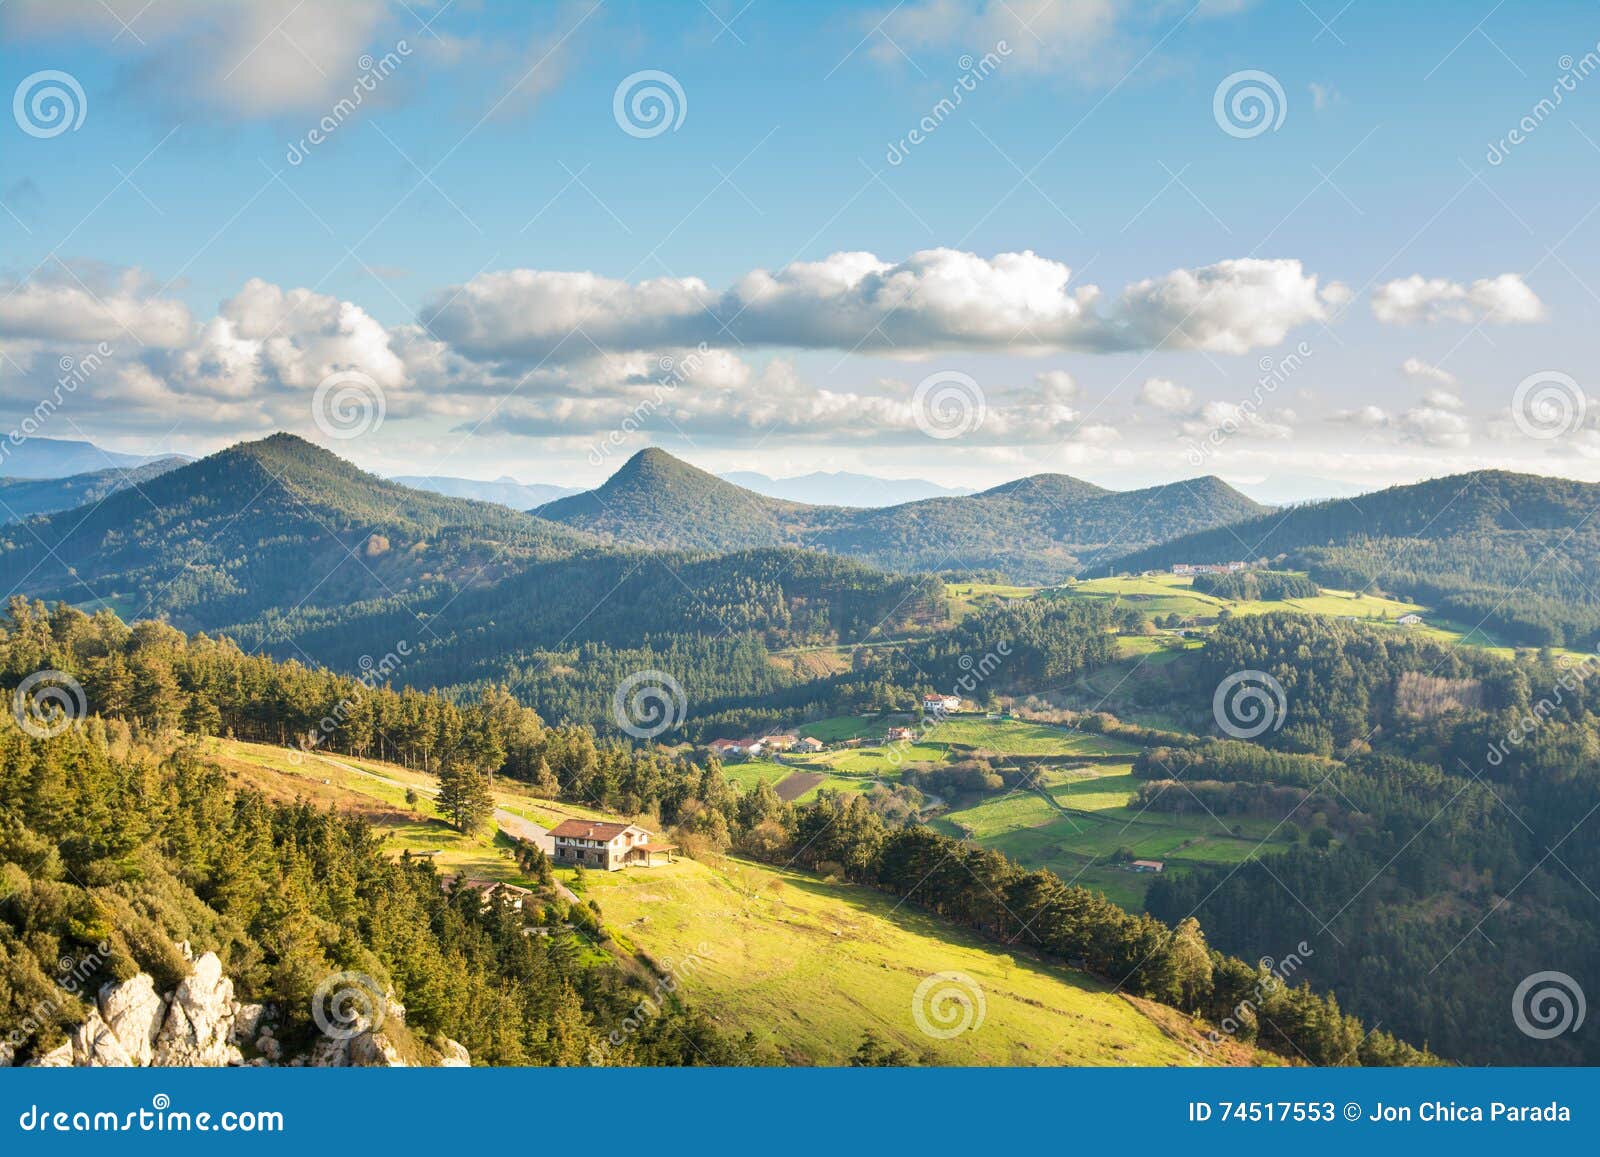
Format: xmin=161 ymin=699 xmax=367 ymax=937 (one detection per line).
xmin=1191 ymin=570 xmax=1319 ymax=601
xmin=1142 ymin=614 xmax=1600 ymax=1065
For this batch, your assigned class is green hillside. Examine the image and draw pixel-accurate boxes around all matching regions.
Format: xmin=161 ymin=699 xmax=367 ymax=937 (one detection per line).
xmin=1093 ymin=470 xmax=1600 ymax=647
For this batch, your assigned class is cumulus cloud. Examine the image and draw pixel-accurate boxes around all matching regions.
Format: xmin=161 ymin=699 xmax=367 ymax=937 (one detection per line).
xmin=1371 ymin=274 xmax=1545 ymax=326
xmin=1400 ymin=356 xmax=1457 ymax=387
xmin=0 ymin=266 xmax=192 ymax=348
xmin=424 ymin=250 xmax=1334 ymax=362
xmin=1137 ymin=377 xmax=1193 ymax=412
xmin=1332 ymin=398 xmax=1470 ymax=448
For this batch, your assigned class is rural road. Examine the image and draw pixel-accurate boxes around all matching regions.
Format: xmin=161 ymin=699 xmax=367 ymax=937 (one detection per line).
xmin=303 ymin=750 xmax=566 ymax=871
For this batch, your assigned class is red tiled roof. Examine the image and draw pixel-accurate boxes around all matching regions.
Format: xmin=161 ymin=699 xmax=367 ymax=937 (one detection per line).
xmin=549 ymin=819 xmax=637 ymax=840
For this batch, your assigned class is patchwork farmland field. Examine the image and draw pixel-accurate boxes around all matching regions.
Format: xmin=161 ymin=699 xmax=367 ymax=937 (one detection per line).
xmin=931 ymin=761 xmax=1297 ymax=909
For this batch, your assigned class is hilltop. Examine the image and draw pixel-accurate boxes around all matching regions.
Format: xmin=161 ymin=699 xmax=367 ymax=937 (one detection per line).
xmin=0 ymin=433 xmax=590 ymax=629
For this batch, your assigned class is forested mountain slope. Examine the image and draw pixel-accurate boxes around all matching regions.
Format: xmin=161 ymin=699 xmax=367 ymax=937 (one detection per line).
xmin=1095 ymin=470 xmax=1600 ymax=647
xmin=1129 ymin=613 xmax=1600 ymax=1065
xmin=0 ymin=433 xmax=591 ymax=630
xmin=535 ymin=448 xmax=1268 ymax=580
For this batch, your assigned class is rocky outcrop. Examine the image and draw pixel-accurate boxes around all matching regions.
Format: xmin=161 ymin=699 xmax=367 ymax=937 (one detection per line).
xmin=153 ymin=952 xmax=243 ymax=1066
xmin=10 ymin=947 xmax=470 ymax=1068
xmin=97 ymin=972 xmax=165 ymax=1065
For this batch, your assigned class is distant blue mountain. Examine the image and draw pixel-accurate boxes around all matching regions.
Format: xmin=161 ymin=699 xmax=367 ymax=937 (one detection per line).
xmin=719 ymin=469 xmax=972 ymax=507
xmin=0 ymin=436 xmax=182 ymax=479
xmin=391 ymin=474 xmax=581 ymax=510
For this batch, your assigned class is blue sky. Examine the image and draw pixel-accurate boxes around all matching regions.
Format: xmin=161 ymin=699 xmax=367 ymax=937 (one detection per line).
xmin=1 ymin=0 xmax=1597 ymax=496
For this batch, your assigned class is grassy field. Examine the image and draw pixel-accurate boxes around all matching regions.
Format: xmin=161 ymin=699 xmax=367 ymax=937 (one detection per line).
xmin=932 ymin=761 xmax=1295 ymax=910
xmin=574 ymin=853 xmax=1248 ymax=1066
xmin=945 ymin=581 xmax=1046 ymax=620
xmin=208 ymin=738 xmax=618 ymax=886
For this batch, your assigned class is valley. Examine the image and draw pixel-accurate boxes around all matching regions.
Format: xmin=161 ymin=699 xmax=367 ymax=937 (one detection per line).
xmin=3 ymin=434 xmax=1599 ymax=1069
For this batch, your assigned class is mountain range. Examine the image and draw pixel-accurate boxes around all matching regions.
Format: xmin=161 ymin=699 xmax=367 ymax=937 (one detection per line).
xmin=0 ymin=436 xmax=181 ymax=478
xmin=0 ymin=456 xmax=190 ymax=523
xmin=534 ymin=447 xmax=1271 ymax=580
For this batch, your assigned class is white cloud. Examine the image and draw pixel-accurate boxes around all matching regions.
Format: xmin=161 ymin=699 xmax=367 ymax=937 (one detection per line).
xmin=1400 ymin=356 xmax=1457 ymax=387
xmin=1137 ymin=377 xmax=1193 ymax=412
xmin=0 ymin=266 xmax=192 ymax=348
xmin=1332 ymin=405 xmax=1391 ymax=428
xmin=1401 ymin=403 xmax=1471 ymax=448
xmin=425 ymin=250 xmax=1333 ymax=362
xmin=3 ymin=0 xmax=402 ymax=118
xmin=862 ymin=0 xmax=1249 ymax=75
xmin=1371 ymin=274 xmax=1545 ymax=326
xmin=1109 ymin=259 xmax=1329 ymax=354
xmin=1331 ymin=398 xmax=1470 ymax=448
xmin=1031 ymin=370 xmax=1079 ymax=402
xmin=1181 ymin=400 xmax=1293 ymax=442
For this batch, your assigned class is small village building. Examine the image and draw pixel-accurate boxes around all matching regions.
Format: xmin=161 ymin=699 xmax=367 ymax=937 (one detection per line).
xmin=459 ymin=880 xmax=534 ymax=909
xmin=885 ymin=726 xmax=917 ymax=743
xmin=708 ymin=738 xmax=744 ymax=755
xmin=922 ymin=694 xmax=962 ymax=714
xmin=549 ymin=820 xmax=676 ymax=871
xmin=741 ymin=737 xmax=766 ymax=756
xmin=1129 ymin=860 xmax=1165 ymax=873
xmin=1398 ymin=613 xmax=1423 ymax=627
xmin=795 ymin=736 xmax=825 ymax=753
xmin=762 ymin=734 xmax=799 ymax=751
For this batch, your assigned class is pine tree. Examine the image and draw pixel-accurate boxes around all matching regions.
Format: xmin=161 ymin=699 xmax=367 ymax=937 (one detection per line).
xmin=437 ymin=761 xmax=495 ymax=832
